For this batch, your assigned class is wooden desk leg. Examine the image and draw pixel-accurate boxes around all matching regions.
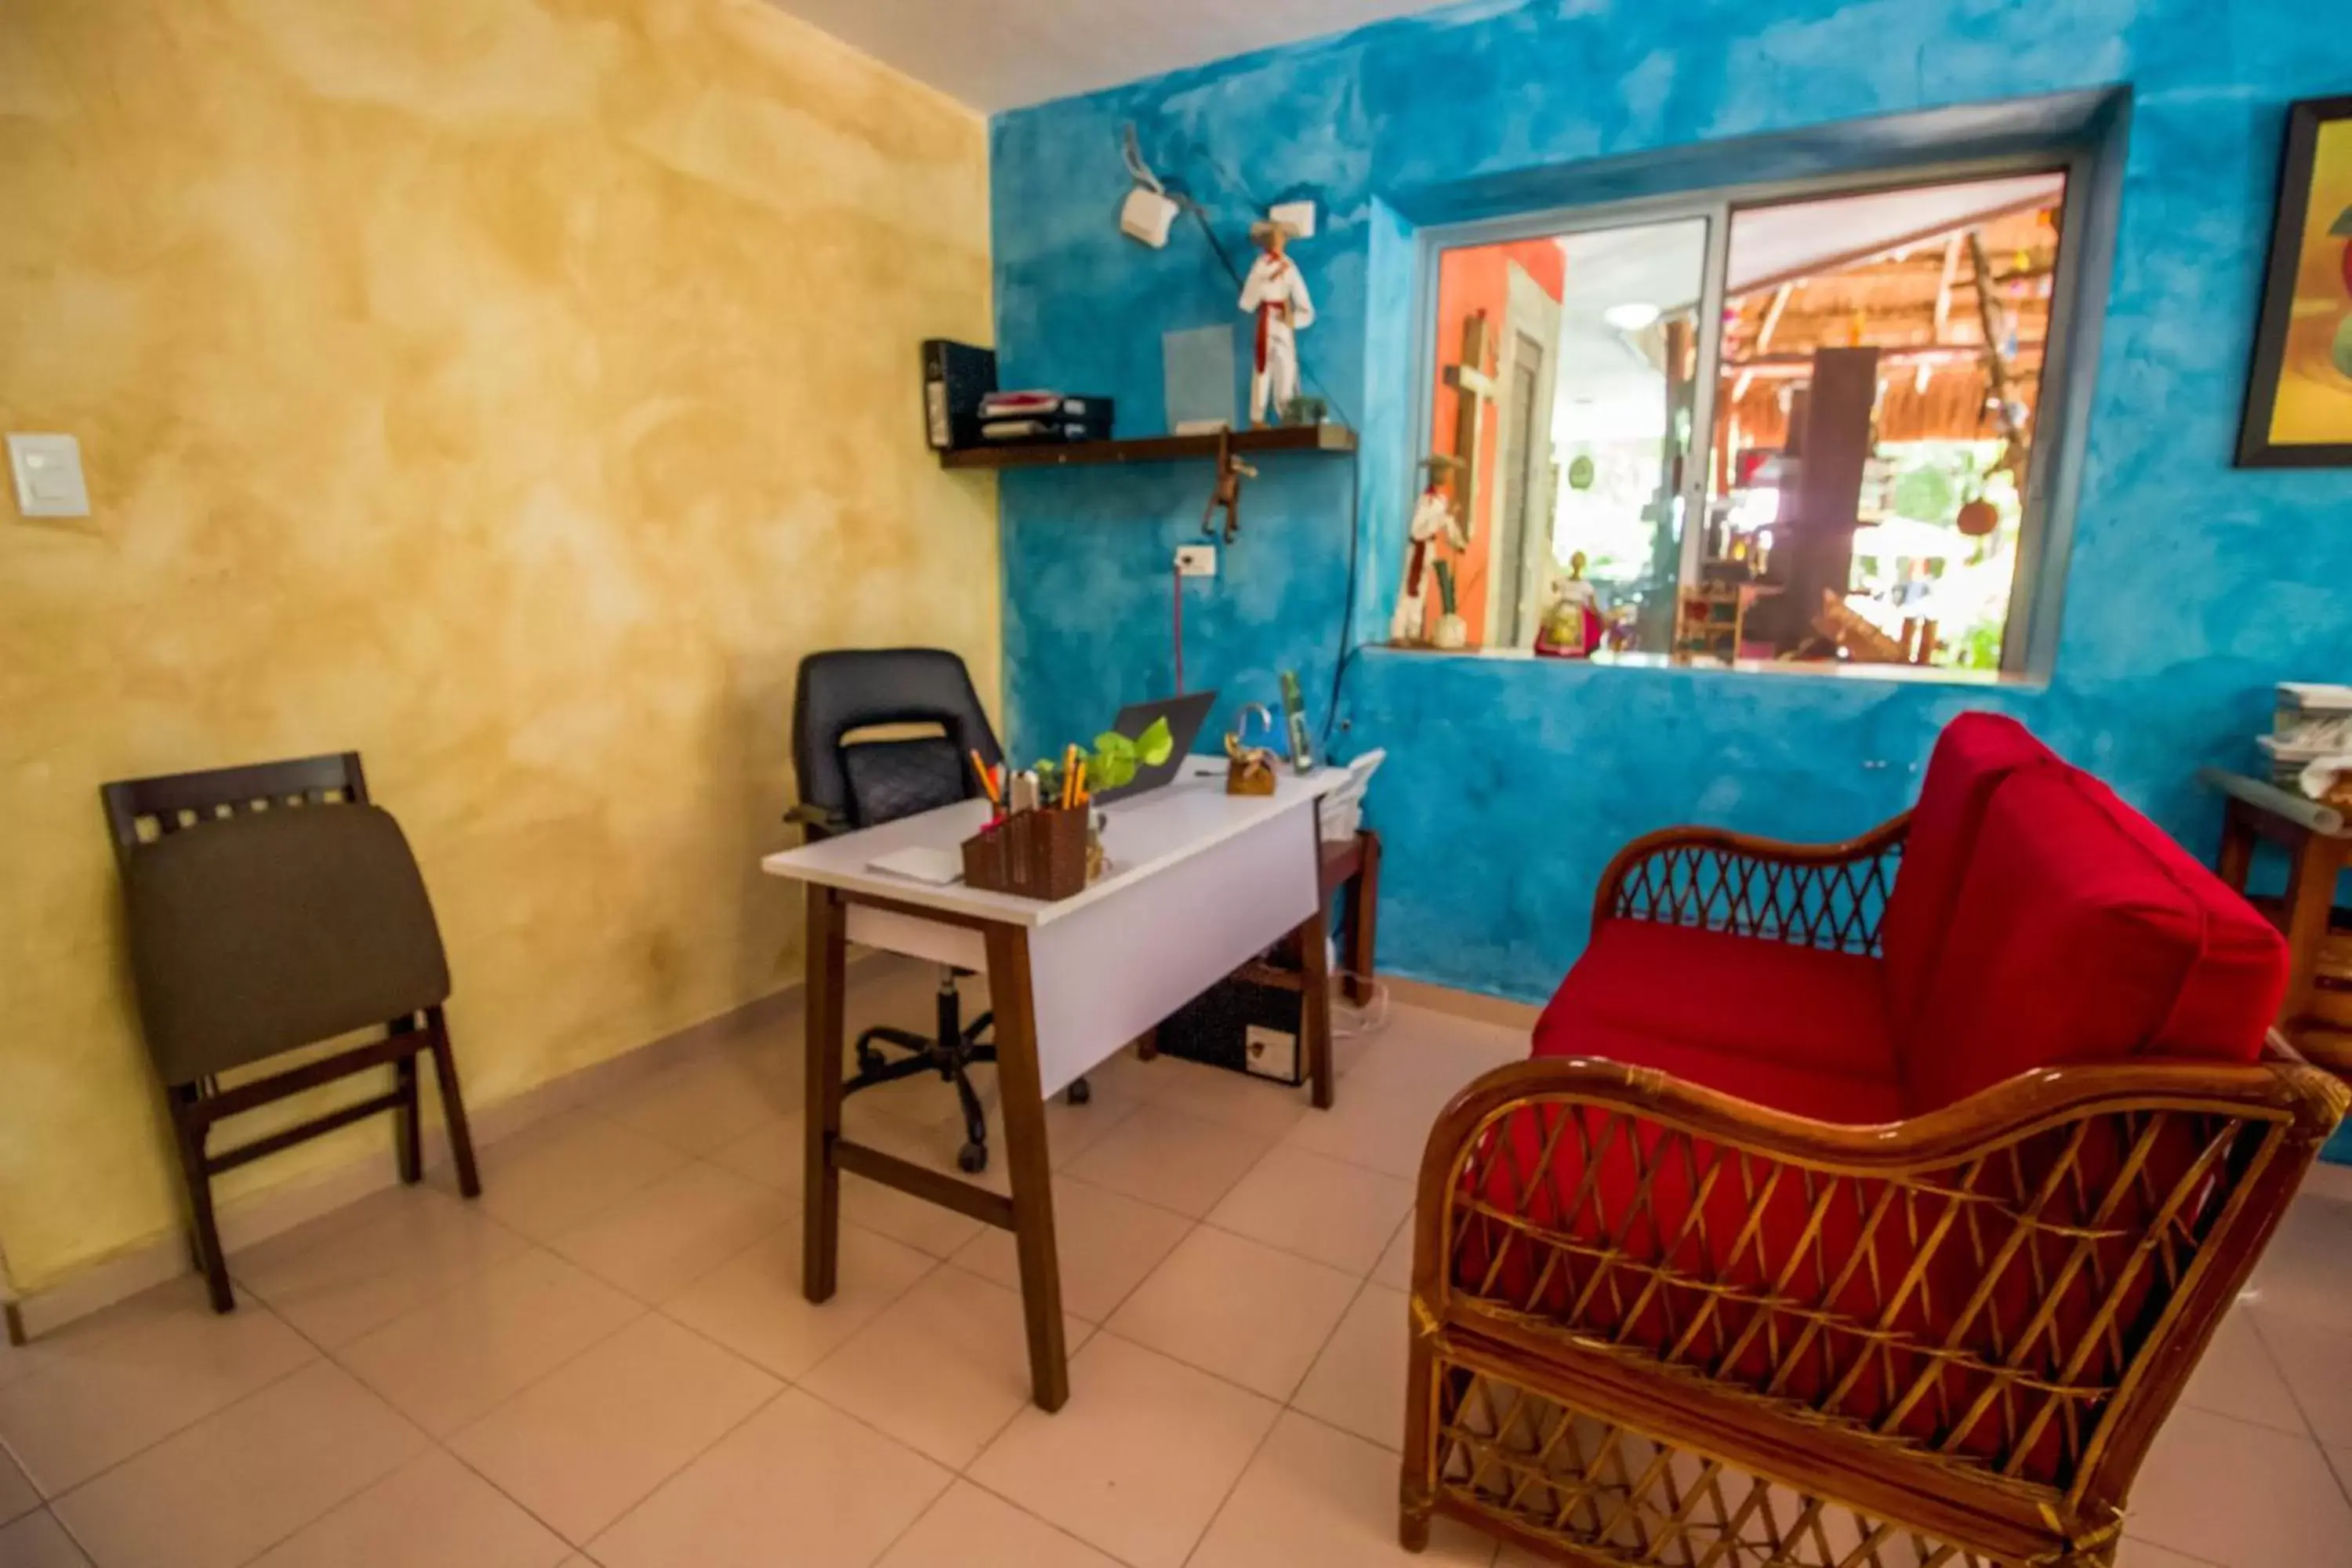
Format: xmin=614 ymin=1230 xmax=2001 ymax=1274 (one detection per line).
xmin=982 ymin=922 xmax=1069 ymax=1411
xmin=1343 ymin=831 xmax=1381 ymax=1007
xmin=2279 ymin=835 xmax=2349 ymax=1036
xmin=1300 ymin=811 xmax=1336 ymax=1112
xmin=801 ymin=884 xmax=847 ymax=1304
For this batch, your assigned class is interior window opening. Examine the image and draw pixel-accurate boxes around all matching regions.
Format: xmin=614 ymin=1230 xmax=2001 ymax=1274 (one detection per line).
xmin=1410 ymin=168 xmax=2071 ymax=676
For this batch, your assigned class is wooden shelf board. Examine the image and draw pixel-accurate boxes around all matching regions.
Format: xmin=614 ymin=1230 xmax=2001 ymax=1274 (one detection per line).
xmin=938 ymin=424 xmax=1356 ymax=471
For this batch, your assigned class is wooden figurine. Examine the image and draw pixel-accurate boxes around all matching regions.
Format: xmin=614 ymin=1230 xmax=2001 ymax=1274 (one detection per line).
xmin=1391 ymin=483 xmax=1464 ymax=645
xmin=1240 ymin=219 xmax=1314 ymax=427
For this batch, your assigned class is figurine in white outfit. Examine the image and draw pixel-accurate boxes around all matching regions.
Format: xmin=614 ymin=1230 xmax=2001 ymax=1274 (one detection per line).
xmin=1240 ymin=220 xmax=1315 ymax=426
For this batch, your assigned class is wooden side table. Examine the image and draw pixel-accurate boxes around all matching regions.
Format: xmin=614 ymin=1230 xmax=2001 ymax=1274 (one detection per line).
xmin=2205 ymin=768 xmax=2352 ymax=1073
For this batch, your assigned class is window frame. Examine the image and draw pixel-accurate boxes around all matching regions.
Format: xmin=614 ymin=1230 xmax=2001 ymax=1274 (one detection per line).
xmin=1403 ymin=122 xmax=2122 ymax=681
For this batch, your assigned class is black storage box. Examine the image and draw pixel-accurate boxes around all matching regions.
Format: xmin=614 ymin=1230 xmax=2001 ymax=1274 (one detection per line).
xmin=1153 ymin=958 xmax=1305 ymax=1087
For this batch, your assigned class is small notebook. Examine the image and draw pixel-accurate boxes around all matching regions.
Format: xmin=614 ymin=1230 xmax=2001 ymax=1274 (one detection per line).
xmin=867 ymin=846 xmax=964 ymax=885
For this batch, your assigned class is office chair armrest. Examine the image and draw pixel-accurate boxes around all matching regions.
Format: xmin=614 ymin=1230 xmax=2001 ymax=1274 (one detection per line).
xmin=786 ymin=803 xmax=850 ymax=840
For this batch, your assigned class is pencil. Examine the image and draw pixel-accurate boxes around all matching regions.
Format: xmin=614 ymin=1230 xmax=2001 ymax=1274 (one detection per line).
xmin=1060 ymin=744 xmax=1080 ymax=809
xmin=971 ymin=750 xmax=1000 ymax=807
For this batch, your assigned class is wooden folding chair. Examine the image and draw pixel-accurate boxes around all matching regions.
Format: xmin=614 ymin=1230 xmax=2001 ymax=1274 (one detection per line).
xmin=101 ymin=753 xmax=481 ymax=1313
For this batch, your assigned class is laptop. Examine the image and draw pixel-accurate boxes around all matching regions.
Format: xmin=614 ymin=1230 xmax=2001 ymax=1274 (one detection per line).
xmin=1091 ymin=690 xmax=1219 ymax=804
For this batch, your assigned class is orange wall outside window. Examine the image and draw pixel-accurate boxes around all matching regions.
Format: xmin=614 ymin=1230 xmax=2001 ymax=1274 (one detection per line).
xmin=1425 ymin=239 xmax=1566 ymax=644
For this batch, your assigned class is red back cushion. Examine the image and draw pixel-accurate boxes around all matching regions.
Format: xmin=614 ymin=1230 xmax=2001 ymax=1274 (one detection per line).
xmin=2072 ymin=773 xmax=2290 ymax=1061
xmin=1879 ymin=713 xmax=2060 ymax=1035
xmin=1900 ymin=768 xmax=2287 ymax=1109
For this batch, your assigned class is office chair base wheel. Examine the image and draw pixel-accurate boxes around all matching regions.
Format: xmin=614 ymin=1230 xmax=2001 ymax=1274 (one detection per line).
xmin=855 ymin=1043 xmax=887 ymax=1076
xmin=957 ymin=1141 xmax=988 ymax=1174
xmin=1065 ymin=1077 xmax=1091 ymax=1107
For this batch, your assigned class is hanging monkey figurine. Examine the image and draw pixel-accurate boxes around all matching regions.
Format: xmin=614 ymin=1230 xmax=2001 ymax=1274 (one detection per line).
xmin=1200 ymin=430 xmax=1258 ymax=543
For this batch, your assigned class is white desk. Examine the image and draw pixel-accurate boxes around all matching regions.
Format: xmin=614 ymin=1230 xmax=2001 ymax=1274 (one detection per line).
xmin=760 ymin=757 xmax=1345 ymax=1409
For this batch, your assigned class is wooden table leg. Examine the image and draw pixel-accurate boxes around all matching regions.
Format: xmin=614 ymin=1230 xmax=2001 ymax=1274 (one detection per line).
xmin=802 ymin=884 xmax=847 ymax=1304
xmin=982 ymin=922 xmax=1069 ymax=1410
xmin=1301 ymin=811 xmax=1335 ymax=1111
xmin=2279 ymin=835 xmax=2349 ymax=1036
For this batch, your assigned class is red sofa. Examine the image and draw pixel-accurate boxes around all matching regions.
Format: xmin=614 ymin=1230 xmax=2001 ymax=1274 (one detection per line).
xmin=1403 ymin=714 xmax=2345 ymax=1568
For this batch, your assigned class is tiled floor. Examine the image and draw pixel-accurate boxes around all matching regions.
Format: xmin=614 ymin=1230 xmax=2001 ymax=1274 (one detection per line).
xmin=5 ymin=960 xmax=2352 ymax=1568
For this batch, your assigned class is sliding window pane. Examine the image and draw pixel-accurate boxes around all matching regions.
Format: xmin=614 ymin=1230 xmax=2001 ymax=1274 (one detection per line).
xmin=1409 ymin=217 xmax=1711 ymax=655
xmin=1703 ymin=172 xmax=2068 ymax=670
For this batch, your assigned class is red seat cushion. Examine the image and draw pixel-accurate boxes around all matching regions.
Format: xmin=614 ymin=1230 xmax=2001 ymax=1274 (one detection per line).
xmin=1900 ymin=767 xmax=2288 ymax=1109
xmin=1530 ymin=1011 xmax=1905 ymax=1122
xmin=1537 ymin=920 xmax=1900 ymax=1085
xmin=1878 ymin=713 xmax=2060 ymax=1037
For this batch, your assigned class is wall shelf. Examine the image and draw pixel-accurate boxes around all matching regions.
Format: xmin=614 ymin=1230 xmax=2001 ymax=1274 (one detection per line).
xmin=938 ymin=423 xmax=1356 ymax=470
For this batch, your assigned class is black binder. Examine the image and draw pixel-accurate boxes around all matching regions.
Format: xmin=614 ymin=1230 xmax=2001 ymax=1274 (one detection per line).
xmin=921 ymin=339 xmax=997 ymax=452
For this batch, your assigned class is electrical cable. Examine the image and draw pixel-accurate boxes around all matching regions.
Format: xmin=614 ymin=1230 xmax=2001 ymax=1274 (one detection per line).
xmin=1140 ymin=122 xmax=1366 ymax=753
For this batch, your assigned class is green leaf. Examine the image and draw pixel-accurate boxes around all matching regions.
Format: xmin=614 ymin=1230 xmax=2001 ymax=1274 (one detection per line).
xmin=1135 ymin=716 xmax=1174 ymax=768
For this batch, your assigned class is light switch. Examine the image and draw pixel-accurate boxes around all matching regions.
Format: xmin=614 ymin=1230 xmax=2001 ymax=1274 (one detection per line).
xmin=9 ymin=433 xmax=91 ymax=519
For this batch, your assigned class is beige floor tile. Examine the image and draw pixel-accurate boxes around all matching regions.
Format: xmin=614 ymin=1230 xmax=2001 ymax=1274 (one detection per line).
xmin=1044 ymin=1095 xmax=1141 ymax=1171
xmin=2127 ymin=1406 xmax=2352 ymax=1566
xmin=0 ymin=1449 xmax=37 ymax=1525
xmin=550 ymin=1163 xmax=792 ymax=1303
xmin=2238 ymin=1192 xmax=2352 ymax=1328
xmin=2251 ymin=1308 xmax=2352 ymax=1445
xmin=452 ymin=1105 xmax=689 ymax=1243
xmin=1278 ymin=1023 xmax=1519 ymax=1180
xmin=2176 ymin=1306 xmax=2304 ymax=1436
xmin=877 ymin=1482 xmax=1119 ymax=1568
xmin=969 ymin=1335 xmax=1279 ymax=1568
xmin=845 ymin=1173 xmax=989 ymax=1258
xmin=0 ymin=1512 xmax=89 ymax=1568
xmin=0 ymin=1282 xmax=316 ymax=1497
xmin=664 ymin=1221 xmax=935 ymax=1380
xmin=1106 ymin=1225 xmax=1357 ymax=1400
xmin=53 ymin=1361 xmax=423 ymax=1568
xmin=705 ymin=1112 xmax=804 ymax=1192
xmin=451 ymin=1313 xmax=779 ymax=1545
xmin=230 ymin=1185 xmax=528 ymax=1347
xmin=590 ymin=1388 xmax=949 ymax=1568
xmin=596 ymin=1053 xmax=797 ymax=1156
xmin=245 ymin=1449 xmax=571 ymax=1568
xmin=1293 ymin=1283 xmax=1410 ymax=1451
xmin=1062 ymin=1105 xmax=1277 ymax=1219
xmin=802 ymin=1266 xmax=1089 ymax=1469
xmin=1372 ymin=1214 xmax=1415 ymax=1291
xmin=1192 ymin=1410 xmax=1493 ymax=1568
xmin=336 ymin=1250 xmax=640 ymax=1436
xmin=2113 ymin=1543 xmax=2223 ymax=1568
xmin=1135 ymin=1056 xmax=1314 ymax=1140
xmin=951 ymin=1178 xmax=1192 ymax=1323
xmin=1207 ymin=1145 xmax=1416 ymax=1275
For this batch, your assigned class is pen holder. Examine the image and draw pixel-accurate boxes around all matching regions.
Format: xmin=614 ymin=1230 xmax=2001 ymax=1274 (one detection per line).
xmin=962 ymin=807 xmax=1090 ymax=900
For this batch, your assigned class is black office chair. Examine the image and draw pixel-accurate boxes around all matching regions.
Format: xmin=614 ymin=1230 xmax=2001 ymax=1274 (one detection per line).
xmin=789 ymin=648 xmax=1087 ymax=1174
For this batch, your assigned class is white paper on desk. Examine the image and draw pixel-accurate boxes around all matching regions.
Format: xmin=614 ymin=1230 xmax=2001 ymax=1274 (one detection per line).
xmin=867 ymin=846 xmax=964 ymax=885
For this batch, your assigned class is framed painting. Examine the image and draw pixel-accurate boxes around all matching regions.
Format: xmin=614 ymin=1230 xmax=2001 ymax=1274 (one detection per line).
xmin=2239 ymin=96 xmax=2352 ymax=468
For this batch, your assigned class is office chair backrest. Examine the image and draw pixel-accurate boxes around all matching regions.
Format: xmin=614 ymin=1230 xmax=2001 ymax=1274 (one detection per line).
xmin=100 ymin=753 xmax=451 ymax=1087
xmin=793 ymin=648 xmax=1004 ymax=832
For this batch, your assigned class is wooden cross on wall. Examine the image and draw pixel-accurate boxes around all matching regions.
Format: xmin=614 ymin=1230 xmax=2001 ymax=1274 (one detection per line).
xmin=1433 ymin=311 xmax=1495 ymax=539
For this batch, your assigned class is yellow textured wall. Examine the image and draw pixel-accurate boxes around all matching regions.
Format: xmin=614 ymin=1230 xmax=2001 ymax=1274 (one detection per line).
xmin=0 ymin=0 xmax=996 ymax=1291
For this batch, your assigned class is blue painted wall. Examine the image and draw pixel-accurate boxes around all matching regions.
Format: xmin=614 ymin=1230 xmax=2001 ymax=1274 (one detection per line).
xmin=990 ymin=0 xmax=2352 ymax=1005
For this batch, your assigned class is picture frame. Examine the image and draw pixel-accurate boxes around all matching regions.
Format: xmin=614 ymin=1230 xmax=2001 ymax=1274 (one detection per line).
xmin=2238 ymin=95 xmax=2352 ymax=468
